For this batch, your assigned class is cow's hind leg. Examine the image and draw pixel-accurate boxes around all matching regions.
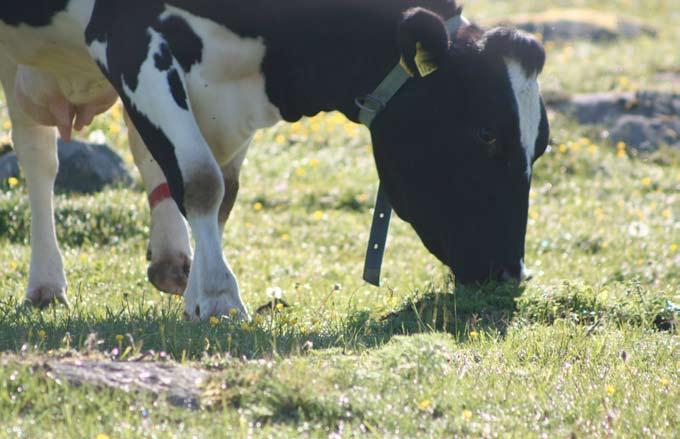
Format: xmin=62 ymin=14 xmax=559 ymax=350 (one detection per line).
xmin=125 ymin=111 xmax=192 ymax=295
xmin=218 ymin=149 xmax=248 ymax=231
xmin=102 ymin=31 xmax=248 ymax=320
xmin=0 ymin=59 xmax=67 ymax=307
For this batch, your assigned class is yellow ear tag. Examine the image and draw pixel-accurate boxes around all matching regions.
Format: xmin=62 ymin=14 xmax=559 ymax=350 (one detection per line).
xmin=399 ymin=56 xmax=416 ymax=77
xmin=414 ymin=41 xmax=439 ymax=77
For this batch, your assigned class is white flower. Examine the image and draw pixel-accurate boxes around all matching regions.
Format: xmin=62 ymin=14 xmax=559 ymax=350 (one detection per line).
xmin=627 ymin=221 xmax=650 ymax=238
xmin=266 ymin=286 xmax=282 ymax=299
xmin=87 ymin=129 xmax=107 ymax=144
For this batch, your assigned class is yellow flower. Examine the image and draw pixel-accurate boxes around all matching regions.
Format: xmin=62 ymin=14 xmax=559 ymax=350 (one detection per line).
xmin=281 ymin=233 xmax=290 ymax=241
xmin=209 ymin=316 xmax=219 ymax=326
xmin=671 ymin=244 xmax=678 ymax=253
xmin=356 ymin=193 xmax=369 ymax=203
xmin=558 ymin=144 xmax=568 ymax=154
xmin=38 ymin=329 xmax=47 ymax=340
xmin=616 ymin=141 xmax=626 ymax=150
xmin=469 ymin=331 xmax=479 ymax=339
xmin=661 ymin=209 xmax=672 ymax=219
xmin=275 ymin=134 xmax=286 ymax=145
xmin=9 ymin=261 xmax=17 ymax=270
xmin=417 ymin=399 xmax=431 ymax=410
xmin=295 ymin=167 xmax=306 ymax=177
xmin=587 ymin=144 xmax=598 ymax=155
xmin=276 ymin=303 xmax=284 ymax=311
xmin=2 ymin=120 xmax=11 ymax=130
xmin=7 ymin=177 xmax=19 ymax=188
xmin=228 ymin=308 xmax=238 ymax=318
xmin=115 ymin=334 xmax=124 ymax=344
xmin=253 ymin=314 xmax=264 ymax=325
xmin=312 ymin=210 xmax=324 ymax=221
xmin=641 ymin=177 xmax=652 ymax=187
xmin=660 ymin=378 xmax=670 ymax=387
xmin=253 ymin=202 xmax=263 ymax=211
xmin=462 ymin=409 xmax=473 ymax=420
xmin=240 ymin=322 xmax=252 ymax=332
xmin=606 ymin=385 xmax=615 ymax=396
xmin=617 ymin=149 xmax=627 ymax=158
xmin=309 ymin=158 xmax=319 ymax=168
xmin=95 ymin=434 xmax=111 ymax=439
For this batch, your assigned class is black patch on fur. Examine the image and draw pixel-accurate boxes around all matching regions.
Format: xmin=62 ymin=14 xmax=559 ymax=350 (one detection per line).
xmin=155 ymin=16 xmax=203 ymax=73
xmin=154 ymin=43 xmax=173 ymax=71
xmin=167 ymin=68 xmax=188 ymax=110
xmin=124 ymin=100 xmax=186 ymax=215
xmin=0 ymin=1 xmax=69 ymax=27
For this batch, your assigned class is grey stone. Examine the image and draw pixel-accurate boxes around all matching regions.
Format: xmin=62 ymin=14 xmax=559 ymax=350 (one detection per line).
xmin=47 ymin=360 xmax=209 ymax=409
xmin=549 ymin=91 xmax=680 ymax=152
xmin=609 ymin=115 xmax=680 ymax=152
xmin=0 ymin=138 xmax=132 ymax=193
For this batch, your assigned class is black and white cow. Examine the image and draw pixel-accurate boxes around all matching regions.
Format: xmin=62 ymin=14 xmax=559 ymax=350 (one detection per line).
xmin=1 ymin=0 xmax=549 ymax=321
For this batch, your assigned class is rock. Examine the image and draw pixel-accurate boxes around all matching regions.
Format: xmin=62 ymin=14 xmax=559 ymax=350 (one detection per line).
xmin=46 ymin=360 xmax=209 ymax=409
xmin=495 ymin=9 xmax=657 ymax=43
xmin=0 ymin=138 xmax=132 ymax=193
xmin=0 ymin=151 xmax=20 ymax=183
xmin=549 ymin=92 xmax=637 ymax=125
xmin=609 ymin=115 xmax=680 ymax=152
xmin=550 ymin=91 xmax=680 ymax=152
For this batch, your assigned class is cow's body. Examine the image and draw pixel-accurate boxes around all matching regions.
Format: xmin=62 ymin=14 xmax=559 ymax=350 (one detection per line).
xmin=1 ymin=0 xmax=549 ymax=320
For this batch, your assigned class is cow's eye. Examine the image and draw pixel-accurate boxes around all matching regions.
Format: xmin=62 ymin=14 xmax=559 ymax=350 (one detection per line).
xmin=478 ymin=128 xmax=497 ymax=145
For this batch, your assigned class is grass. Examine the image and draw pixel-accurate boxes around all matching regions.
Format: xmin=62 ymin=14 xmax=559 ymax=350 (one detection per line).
xmin=1 ymin=0 xmax=679 ymax=437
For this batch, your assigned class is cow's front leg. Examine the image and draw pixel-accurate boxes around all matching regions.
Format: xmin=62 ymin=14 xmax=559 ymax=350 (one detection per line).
xmin=124 ymin=111 xmax=192 ymax=295
xmin=103 ymin=32 xmax=248 ymax=320
xmin=0 ymin=61 xmax=67 ymax=307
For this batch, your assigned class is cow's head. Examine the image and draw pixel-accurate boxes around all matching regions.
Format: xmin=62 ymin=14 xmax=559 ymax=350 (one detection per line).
xmin=370 ymin=8 xmax=549 ymax=284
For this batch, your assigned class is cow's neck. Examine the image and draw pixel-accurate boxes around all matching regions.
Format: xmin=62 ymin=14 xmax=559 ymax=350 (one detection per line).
xmin=261 ymin=0 xmax=456 ymax=123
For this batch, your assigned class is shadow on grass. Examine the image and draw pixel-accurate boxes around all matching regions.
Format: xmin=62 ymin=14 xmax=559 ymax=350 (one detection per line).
xmin=0 ymin=281 xmax=674 ymax=361
xmin=0 ymin=283 xmax=524 ymax=359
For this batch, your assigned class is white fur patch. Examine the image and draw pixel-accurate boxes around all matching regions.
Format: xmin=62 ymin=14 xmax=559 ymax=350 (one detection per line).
xmin=505 ymin=59 xmax=541 ymax=177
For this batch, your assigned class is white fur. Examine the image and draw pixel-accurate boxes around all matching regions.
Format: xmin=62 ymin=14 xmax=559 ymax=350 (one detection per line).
xmin=505 ymin=59 xmax=541 ymax=177
xmin=161 ymin=6 xmax=281 ymax=166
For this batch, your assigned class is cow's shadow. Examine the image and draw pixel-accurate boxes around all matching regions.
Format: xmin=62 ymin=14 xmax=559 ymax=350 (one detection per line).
xmin=358 ymin=282 xmax=525 ymax=343
xmin=0 ymin=283 xmax=524 ymax=358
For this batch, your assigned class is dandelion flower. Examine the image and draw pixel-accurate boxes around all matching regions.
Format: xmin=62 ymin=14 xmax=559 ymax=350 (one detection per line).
xmin=115 ymin=334 xmax=124 ymax=344
xmin=462 ymin=409 xmax=473 ymax=420
xmin=38 ymin=329 xmax=47 ymax=340
xmin=253 ymin=202 xmax=263 ymax=211
xmin=228 ymin=308 xmax=238 ymax=318
xmin=312 ymin=210 xmax=324 ymax=221
xmin=209 ymin=316 xmax=219 ymax=327
xmin=266 ymin=286 xmax=283 ymax=300
xmin=606 ymin=385 xmax=615 ymax=396
xmin=417 ymin=399 xmax=431 ymax=410
xmin=469 ymin=330 xmax=479 ymax=339
xmin=7 ymin=177 xmax=19 ymax=188
xmin=641 ymin=177 xmax=652 ymax=187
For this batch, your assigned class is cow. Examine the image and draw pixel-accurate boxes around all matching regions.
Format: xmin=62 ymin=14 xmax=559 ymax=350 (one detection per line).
xmin=0 ymin=0 xmax=549 ymax=321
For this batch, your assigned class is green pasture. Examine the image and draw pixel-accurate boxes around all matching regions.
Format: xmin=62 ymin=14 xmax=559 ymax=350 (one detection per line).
xmin=0 ymin=0 xmax=678 ymax=437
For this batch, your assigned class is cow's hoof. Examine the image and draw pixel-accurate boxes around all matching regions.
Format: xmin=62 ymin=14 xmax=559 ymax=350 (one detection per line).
xmin=147 ymin=254 xmax=191 ymax=295
xmin=24 ymin=284 xmax=69 ymax=309
xmin=184 ymin=293 xmax=249 ymax=322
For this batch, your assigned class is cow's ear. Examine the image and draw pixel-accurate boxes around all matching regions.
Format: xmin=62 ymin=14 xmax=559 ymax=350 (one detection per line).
xmin=398 ymin=8 xmax=450 ymax=78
